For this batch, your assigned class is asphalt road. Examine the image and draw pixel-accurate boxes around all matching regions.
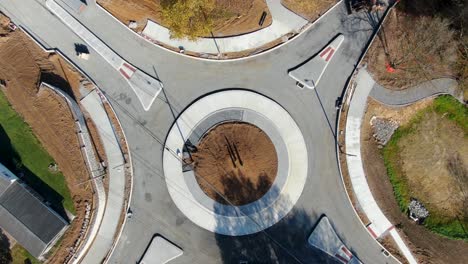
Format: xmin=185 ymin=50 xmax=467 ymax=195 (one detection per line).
xmin=0 ymin=0 xmax=397 ymax=263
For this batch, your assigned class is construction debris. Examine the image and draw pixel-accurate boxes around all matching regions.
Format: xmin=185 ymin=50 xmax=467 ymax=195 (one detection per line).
xmin=370 ymin=116 xmax=398 ymax=146
xmin=63 ymin=201 xmax=92 ymax=264
xmin=128 ymin=20 xmax=138 ymax=29
xmin=408 ymin=198 xmax=429 ymax=224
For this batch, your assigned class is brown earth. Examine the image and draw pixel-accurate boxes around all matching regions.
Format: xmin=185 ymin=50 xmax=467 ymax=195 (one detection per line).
xmin=398 ymin=111 xmax=467 ymax=219
xmin=0 ymin=17 xmax=94 ymax=263
xmin=366 ymin=8 xmax=457 ymax=90
xmin=360 ymin=98 xmax=468 ymax=264
xmin=97 ymin=0 xmax=272 ymax=36
xmin=282 ymin=0 xmax=335 ymax=21
xmin=192 ymin=122 xmax=278 ymax=206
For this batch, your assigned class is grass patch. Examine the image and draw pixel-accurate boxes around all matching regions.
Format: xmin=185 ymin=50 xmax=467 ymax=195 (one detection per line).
xmin=11 ymin=244 xmax=41 ymax=264
xmin=382 ymin=95 xmax=468 ymax=240
xmin=432 ymin=95 xmax=468 ymax=133
xmin=0 ymin=91 xmax=74 ymax=214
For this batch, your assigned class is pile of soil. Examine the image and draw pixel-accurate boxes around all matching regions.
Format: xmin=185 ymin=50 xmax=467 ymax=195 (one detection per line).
xmin=97 ymin=0 xmax=272 ymax=36
xmin=360 ymin=98 xmax=468 ymax=263
xmin=0 ymin=18 xmax=95 ymax=263
xmin=192 ymin=122 xmax=278 ymax=206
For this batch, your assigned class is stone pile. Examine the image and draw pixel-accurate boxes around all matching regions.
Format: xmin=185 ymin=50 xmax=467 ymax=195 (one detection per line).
xmin=63 ymin=201 xmax=92 ymax=264
xmin=408 ymin=198 xmax=429 ymax=223
xmin=370 ymin=116 xmax=398 ymax=146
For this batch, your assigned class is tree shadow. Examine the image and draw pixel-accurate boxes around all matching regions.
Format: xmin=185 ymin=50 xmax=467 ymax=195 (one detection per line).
xmin=0 ymin=124 xmax=68 ymax=220
xmin=212 ymin=174 xmax=337 ymax=263
xmin=206 ymin=172 xmax=273 ymax=206
xmin=397 ymin=0 xmax=455 ymax=17
xmin=396 ymin=0 xmax=467 ymax=34
xmin=0 ymin=229 xmax=12 ymax=264
xmin=340 ymin=8 xmax=380 ymax=36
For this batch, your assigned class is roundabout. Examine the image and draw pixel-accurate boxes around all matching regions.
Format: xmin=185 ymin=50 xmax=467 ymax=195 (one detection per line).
xmin=163 ymin=90 xmax=308 ymax=236
xmin=0 ymin=0 xmax=406 ymax=262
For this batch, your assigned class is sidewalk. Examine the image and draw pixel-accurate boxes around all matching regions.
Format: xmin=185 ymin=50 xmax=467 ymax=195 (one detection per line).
xmin=369 ymin=77 xmax=459 ymax=106
xmin=80 ymin=89 xmax=126 ymax=264
xmin=344 ymin=68 xmax=417 ymax=264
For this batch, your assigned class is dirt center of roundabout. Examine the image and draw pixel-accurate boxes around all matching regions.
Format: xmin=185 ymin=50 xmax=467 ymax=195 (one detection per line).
xmin=191 ymin=122 xmax=278 ymax=206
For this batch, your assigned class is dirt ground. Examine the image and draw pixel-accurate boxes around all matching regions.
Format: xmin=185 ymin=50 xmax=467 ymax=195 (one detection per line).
xmin=366 ymin=8 xmax=457 ymax=90
xmin=97 ymin=0 xmax=272 ymax=36
xmin=192 ymin=122 xmax=278 ymax=206
xmin=360 ymin=98 xmax=468 ymax=263
xmin=398 ymin=111 xmax=467 ymax=219
xmin=282 ymin=0 xmax=335 ymax=21
xmin=0 ymin=16 xmax=94 ymax=263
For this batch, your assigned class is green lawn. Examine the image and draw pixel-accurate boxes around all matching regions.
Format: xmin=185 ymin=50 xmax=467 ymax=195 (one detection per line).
xmin=11 ymin=244 xmax=40 ymax=264
xmin=382 ymin=95 xmax=468 ymax=240
xmin=0 ymin=91 xmax=74 ymax=214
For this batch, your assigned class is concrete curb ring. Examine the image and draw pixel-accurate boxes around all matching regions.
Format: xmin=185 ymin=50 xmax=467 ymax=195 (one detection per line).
xmin=163 ymin=90 xmax=308 ymax=236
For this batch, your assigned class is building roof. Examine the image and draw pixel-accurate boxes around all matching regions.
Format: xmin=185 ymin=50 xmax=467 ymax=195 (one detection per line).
xmin=0 ymin=164 xmax=68 ymax=258
xmin=0 ymin=163 xmax=17 ymax=195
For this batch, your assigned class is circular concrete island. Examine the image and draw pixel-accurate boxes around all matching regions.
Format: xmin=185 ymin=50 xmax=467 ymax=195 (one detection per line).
xmin=163 ymin=90 xmax=308 ymax=236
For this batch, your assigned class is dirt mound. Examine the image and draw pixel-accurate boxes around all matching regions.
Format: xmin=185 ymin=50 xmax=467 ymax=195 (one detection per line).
xmin=192 ymin=122 xmax=278 ymax=206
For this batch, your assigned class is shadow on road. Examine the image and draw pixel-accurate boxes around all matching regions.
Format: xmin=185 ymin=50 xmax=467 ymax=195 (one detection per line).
xmin=212 ymin=175 xmax=336 ymax=264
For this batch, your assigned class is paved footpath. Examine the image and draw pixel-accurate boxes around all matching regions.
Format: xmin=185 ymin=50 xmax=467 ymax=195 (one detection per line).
xmin=345 ymin=68 xmax=417 ymax=264
xmin=80 ymin=90 xmax=126 ymax=264
xmin=370 ymin=77 xmax=459 ymax=106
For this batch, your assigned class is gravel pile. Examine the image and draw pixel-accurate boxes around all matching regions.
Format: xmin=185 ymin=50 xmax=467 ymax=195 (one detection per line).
xmin=408 ymin=198 xmax=429 ymax=222
xmin=370 ymin=116 xmax=398 ymax=146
